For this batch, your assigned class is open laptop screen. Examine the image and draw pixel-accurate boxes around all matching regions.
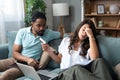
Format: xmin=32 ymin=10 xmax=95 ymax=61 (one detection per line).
xmin=16 ymin=62 xmax=58 ymax=80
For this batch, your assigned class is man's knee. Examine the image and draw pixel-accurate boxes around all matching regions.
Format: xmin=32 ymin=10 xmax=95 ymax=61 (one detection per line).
xmin=0 ymin=58 xmax=16 ymax=71
xmin=1 ymin=68 xmax=23 ymax=80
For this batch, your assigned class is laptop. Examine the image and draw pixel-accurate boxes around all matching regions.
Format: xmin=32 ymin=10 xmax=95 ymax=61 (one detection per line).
xmin=16 ymin=62 xmax=58 ymax=80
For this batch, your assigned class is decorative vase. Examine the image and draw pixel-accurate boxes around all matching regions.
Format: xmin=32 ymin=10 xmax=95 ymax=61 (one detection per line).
xmin=109 ymin=4 xmax=119 ymax=14
xmin=98 ymin=21 xmax=103 ymax=27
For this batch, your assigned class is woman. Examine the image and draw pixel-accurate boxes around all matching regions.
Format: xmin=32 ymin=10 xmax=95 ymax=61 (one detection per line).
xmin=42 ymin=19 xmax=112 ymax=80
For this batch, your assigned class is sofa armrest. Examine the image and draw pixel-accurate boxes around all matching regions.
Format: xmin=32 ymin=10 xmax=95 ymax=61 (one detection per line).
xmin=0 ymin=43 xmax=9 ymax=59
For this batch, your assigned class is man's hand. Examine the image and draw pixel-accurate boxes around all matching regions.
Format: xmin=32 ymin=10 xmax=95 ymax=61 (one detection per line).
xmin=27 ymin=58 xmax=39 ymax=69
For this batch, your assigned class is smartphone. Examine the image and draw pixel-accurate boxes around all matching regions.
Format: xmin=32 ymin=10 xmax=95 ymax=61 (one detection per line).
xmin=39 ymin=38 xmax=46 ymax=44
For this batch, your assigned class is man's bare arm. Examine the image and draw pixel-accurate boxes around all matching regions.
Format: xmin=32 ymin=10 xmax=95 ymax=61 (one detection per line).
xmin=13 ymin=44 xmax=39 ymax=68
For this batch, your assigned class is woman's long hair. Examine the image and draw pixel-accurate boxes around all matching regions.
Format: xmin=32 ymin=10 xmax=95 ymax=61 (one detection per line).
xmin=68 ymin=19 xmax=97 ymax=57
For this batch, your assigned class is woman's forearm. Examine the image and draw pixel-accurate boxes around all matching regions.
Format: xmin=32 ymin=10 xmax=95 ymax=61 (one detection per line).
xmin=89 ymin=37 xmax=99 ymax=60
xmin=46 ymin=49 xmax=61 ymax=64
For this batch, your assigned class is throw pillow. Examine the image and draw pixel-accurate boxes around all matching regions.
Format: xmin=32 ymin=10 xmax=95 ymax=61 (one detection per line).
xmin=39 ymin=47 xmax=56 ymax=69
xmin=114 ymin=63 xmax=120 ymax=80
xmin=7 ymin=31 xmax=17 ymax=58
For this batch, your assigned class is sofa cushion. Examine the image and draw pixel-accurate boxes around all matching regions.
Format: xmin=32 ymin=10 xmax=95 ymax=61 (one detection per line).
xmin=97 ymin=36 xmax=120 ymax=79
xmin=6 ymin=31 xmax=17 ymax=58
xmin=98 ymin=36 xmax=120 ymax=67
xmin=48 ymin=38 xmax=62 ymax=51
xmin=0 ymin=44 xmax=9 ymax=59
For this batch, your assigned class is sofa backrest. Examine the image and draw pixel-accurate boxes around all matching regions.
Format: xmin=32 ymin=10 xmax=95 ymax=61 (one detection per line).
xmin=97 ymin=36 xmax=120 ymax=67
xmin=7 ymin=31 xmax=17 ymax=58
xmin=7 ymin=31 xmax=120 ymax=69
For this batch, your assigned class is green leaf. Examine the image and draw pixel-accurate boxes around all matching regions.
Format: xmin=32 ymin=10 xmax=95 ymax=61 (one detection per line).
xmin=24 ymin=0 xmax=46 ymax=27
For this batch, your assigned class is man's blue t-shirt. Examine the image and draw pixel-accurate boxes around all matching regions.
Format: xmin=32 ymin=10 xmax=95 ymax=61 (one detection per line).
xmin=14 ymin=27 xmax=60 ymax=60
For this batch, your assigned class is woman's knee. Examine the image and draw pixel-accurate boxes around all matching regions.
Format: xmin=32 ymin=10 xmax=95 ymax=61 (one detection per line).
xmin=92 ymin=58 xmax=106 ymax=67
xmin=94 ymin=58 xmax=103 ymax=63
xmin=72 ymin=65 xmax=81 ymax=70
xmin=70 ymin=65 xmax=86 ymax=72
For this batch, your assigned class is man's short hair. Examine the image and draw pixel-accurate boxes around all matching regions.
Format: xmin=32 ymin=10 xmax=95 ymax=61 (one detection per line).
xmin=31 ymin=11 xmax=46 ymax=22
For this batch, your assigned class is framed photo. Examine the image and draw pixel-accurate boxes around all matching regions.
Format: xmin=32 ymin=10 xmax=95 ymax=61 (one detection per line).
xmin=97 ymin=4 xmax=105 ymax=14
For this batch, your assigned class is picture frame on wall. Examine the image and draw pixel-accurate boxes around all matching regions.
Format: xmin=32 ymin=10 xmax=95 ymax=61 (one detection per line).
xmin=97 ymin=4 xmax=105 ymax=14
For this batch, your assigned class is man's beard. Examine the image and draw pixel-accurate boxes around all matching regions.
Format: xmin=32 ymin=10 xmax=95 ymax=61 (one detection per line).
xmin=37 ymin=30 xmax=45 ymax=36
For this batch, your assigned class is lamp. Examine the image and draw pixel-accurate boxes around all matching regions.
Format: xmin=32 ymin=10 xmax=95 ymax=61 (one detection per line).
xmin=53 ymin=3 xmax=69 ymax=34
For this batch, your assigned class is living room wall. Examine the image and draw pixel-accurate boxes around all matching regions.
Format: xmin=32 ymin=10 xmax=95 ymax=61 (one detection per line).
xmin=53 ymin=0 xmax=82 ymax=32
xmin=44 ymin=0 xmax=53 ymax=29
xmin=44 ymin=0 xmax=82 ymax=32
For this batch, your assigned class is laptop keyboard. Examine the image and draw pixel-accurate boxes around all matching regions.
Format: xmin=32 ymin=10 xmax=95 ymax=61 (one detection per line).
xmin=38 ymin=73 xmax=51 ymax=80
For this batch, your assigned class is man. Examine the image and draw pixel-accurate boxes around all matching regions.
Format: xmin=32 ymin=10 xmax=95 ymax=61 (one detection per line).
xmin=0 ymin=11 xmax=62 ymax=80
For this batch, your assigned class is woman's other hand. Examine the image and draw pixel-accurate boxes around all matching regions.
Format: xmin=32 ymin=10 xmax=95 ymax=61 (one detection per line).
xmin=41 ymin=43 xmax=51 ymax=52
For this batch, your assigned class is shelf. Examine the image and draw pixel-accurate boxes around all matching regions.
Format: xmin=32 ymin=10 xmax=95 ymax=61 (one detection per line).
xmin=85 ymin=14 xmax=120 ymax=17
xmin=96 ymin=27 xmax=120 ymax=31
xmin=83 ymin=0 xmax=120 ymax=37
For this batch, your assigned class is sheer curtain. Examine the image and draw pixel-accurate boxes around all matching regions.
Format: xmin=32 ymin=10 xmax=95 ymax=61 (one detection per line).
xmin=0 ymin=0 xmax=25 ymax=44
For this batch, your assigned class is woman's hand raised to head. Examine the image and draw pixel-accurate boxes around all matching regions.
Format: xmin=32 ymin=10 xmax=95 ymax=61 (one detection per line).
xmin=85 ymin=28 xmax=94 ymax=39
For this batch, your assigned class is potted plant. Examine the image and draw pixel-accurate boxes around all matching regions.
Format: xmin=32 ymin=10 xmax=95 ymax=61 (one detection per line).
xmin=24 ymin=0 xmax=46 ymax=27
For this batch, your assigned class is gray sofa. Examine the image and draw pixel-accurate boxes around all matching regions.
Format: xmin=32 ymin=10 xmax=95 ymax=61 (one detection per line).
xmin=0 ymin=31 xmax=120 ymax=80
